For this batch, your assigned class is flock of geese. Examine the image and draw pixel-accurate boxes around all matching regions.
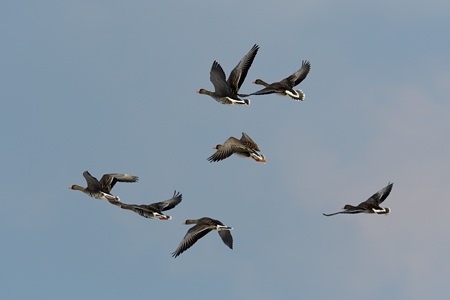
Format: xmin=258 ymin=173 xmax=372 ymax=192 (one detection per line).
xmin=69 ymin=44 xmax=394 ymax=257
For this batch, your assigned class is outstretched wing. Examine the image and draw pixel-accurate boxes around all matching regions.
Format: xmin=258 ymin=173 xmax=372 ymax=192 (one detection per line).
xmin=283 ymin=60 xmax=311 ymax=87
xmin=228 ymin=44 xmax=259 ymax=93
xmin=207 ymin=137 xmax=243 ymax=162
xmin=210 ymin=61 xmax=232 ymax=96
xmin=99 ymin=173 xmax=139 ymax=193
xmin=218 ymin=230 xmax=233 ymax=249
xmin=240 ymin=132 xmax=260 ymax=151
xmin=82 ymin=171 xmax=101 ymax=191
xmin=363 ymin=182 xmax=394 ymax=206
xmin=172 ymin=225 xmax=212 ymax=258
xmin=151 ymin=190 xmax=183 ymax=212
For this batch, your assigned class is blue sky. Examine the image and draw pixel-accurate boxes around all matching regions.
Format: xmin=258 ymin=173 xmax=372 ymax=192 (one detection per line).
xmin=1 ymin=1 xmax=450 ymax=299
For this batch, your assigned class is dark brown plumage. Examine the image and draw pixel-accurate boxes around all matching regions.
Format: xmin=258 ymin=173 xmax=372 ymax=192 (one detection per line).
xmin=240 ymin=60 xmax=311 ymax=101
xmin=69 ymin=171 xmax=139 ymax=201
xmin=207 ymin=132 xmax=266 ymax=163
xmin=172 ymin=217 xmax=233 ymax=258
xmin=108 ymin=191 xmax=182 ymax=220
xmin=323 ymin=182 xmax=394 ymax=216
xmin=197 ymin=44 xmax=259 ymax=105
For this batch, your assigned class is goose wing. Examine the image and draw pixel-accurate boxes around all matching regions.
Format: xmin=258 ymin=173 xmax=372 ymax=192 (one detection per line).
xmin=362 ymin=182 xmax=394 ymax=206
xmin=82 ymin=171 xmax=101 ymax=191
xmin=150 ymin=190 xmax=182 ymax=212
xmin=240 ymin=132 xmax=260 ymax=151
xmin=283 ymin=60 xmax=311 ymax=87
xmin=207 ymin=137 xmax=245 ymax=162
xmin=99 ymin=173 xmax=139 ymax=193
xmin=172 ymin=224 xmax=213 ymax=257
xmin=218 ymin=230 xmax=233 ymax=249
xmin=227 ymin=44 xmax=259 ymax=93
xmin=210 ymin=61 xmax=232 ymax=96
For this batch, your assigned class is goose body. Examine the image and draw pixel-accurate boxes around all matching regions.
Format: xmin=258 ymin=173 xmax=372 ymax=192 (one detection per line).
xmin=69 ymin=171 xmax=139 ymax=201
xmin=108 ymin=191 xmax=182 ymax=220
xmin=172 ymin=217 xmax=233 ymax=258
xmin=197 ymin=44 xmax=259 ymax=106
xmin=323 ymin=182 xmax=394 ymax=216
xmin=240 ymin=60 xmax=311 ymax=101
xmin=207 ymin=132 xmax=266 ymax=163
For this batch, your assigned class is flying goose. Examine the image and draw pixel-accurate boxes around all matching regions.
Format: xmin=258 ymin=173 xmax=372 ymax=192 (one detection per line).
xmin=240 ymin=60 xmax=311 ymax=101
xmin=172 ymin=217 xmax=233 ymax=258
xmin=207 ymin=132 xmax=266 ymax=163
xmin=323 ymin=182 xmax=394 ymax=216
xmin=69 ymin=171 xmax=138 ymax=201
xmin=108 ymin=190 xmax=182 ymax=220
xmin=197 ymin=44 xmax=259 ymax=105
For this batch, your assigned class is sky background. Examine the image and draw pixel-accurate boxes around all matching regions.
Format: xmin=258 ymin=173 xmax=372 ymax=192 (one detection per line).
xmin=1 ymin=1 xmax=450 ymax=299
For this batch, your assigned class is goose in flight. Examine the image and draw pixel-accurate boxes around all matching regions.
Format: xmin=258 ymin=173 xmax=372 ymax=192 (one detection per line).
xmin=323 ymin=182 xmax=393 ymax=216
xmin=69 ymin=171 xmax=138 ymax=201
xmin=207 ymin=132 xmax=266 ymax=163
xmin=197 ymin=44 xmax=259 ymax=105
xmin=172 ymin=217 xmax=233 ymax=258
xmin=240 ymin=60 xmax=311 ymax=101
xmin=108 ymin=191 xmax=182 ymax=220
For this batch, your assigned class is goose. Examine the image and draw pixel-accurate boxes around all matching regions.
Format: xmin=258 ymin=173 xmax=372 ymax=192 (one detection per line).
xmin=172 ymin=217 xmax=233 ymax=258
xmin=207 ymin=132 xmax=266 ymax=163
xmin=323 ymin=182 xmax=394 ymax=216
xmin=108 ymin=191 xmax=182 ymax=220
xmin=69 ymin=171 xmax=138 ymax=201
xmin=197 ymin=44 xmax=259 ymax=105
xmin=240 ymin=60 xmax=311 ymax=101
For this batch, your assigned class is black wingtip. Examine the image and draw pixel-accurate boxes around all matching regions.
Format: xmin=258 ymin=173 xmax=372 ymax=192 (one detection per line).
xmin=211 ymin=60 xmax=221 ymax=69
xmin=173 ymin=190 xmax=182 ymax=199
